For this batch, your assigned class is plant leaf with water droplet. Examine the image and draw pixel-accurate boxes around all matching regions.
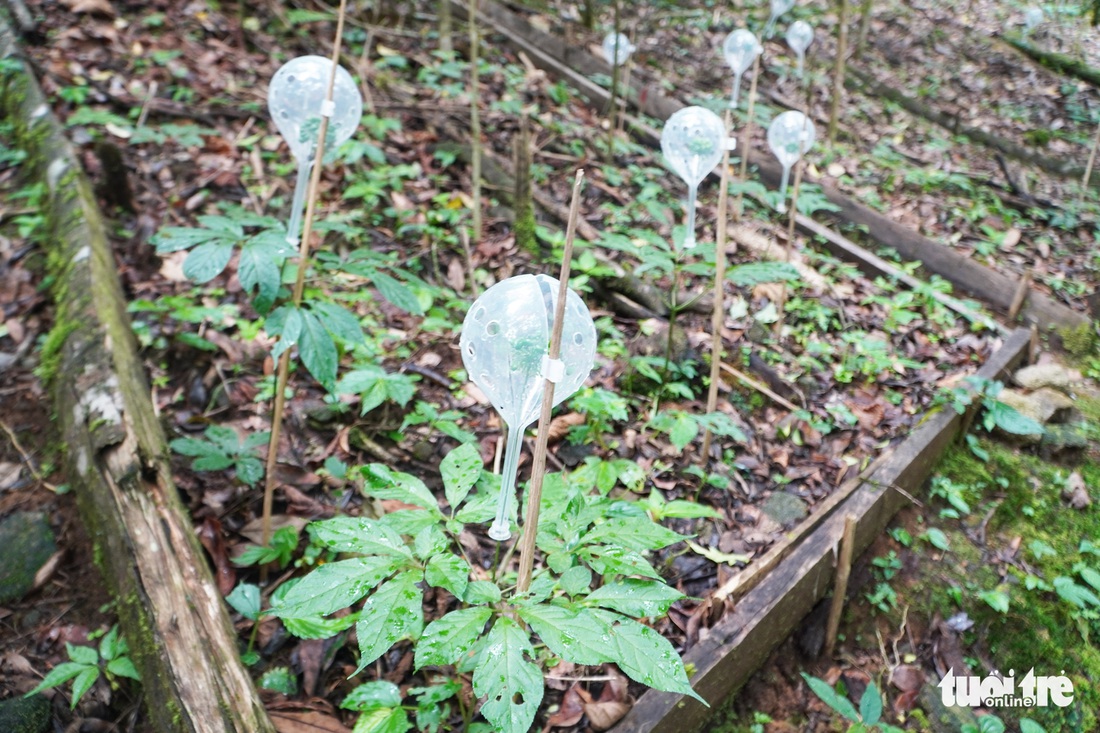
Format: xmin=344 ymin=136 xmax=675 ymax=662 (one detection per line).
xmin=354 ymin=573 xmax=425 ymax=674
xmin=584 ymin=579 xmax=685 ymax=618
xmin=308 ymin=517 xmax=412 ymax=559
xmin=518 ymin=603 xmax=614 ymax=666
xmin=362 ymin=464 xmax=441 ymax=513
xmin=580 ymin=545 xmax=662 ymax=579
xmin=472 ymin=617 xmax=544 ymax=733
xmin=593 ymin=610 xmax=705 ymax=705
xmin=441 ymin=443 xmax=482 ymax=510
xmin=351 ymin=706 xmax=411 ymax=733
xmin=581 ymin=517 xmax=689 ymax=552
xmin=424 ymin=553 xmax=470 ymax=599
xmin=269 ymin=556 xmax=401 ymax=619
xmin=414 ymin=607 xmax=492 ymax=670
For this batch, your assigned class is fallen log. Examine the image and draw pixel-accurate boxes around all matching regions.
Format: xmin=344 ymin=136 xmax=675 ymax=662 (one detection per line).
xmin=0 ymin=19 xmax=276 ymax=733
xmin=1000 ymin=33 xmax=1100 ymax=89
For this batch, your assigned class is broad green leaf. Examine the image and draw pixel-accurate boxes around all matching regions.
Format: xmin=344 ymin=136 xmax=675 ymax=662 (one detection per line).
xmin=259 ymin=666 xmax=298 ymax=695
xmin=463 ymin=580 xmax=502 ymax=604
xmin=362 ymin=464 xmax=440 ymax=513
xmin=979 ymin=589 xmax=1010 ymax=614
xmin=472 ymin=617 xmax=543 ymax=733
xmin=800 ymin=673 xmax=860 ymax=722
xmin=413 ymin=524 xmax=450 ymax=561
xmin=425 ymin=554 xmax=470 ymax=599
xmin=237 ymin=231 xmax=288 ymax=310
xmin=106 ymin=656 xmax=141 ymax=681
xmin=168 ymin=437 xmax=222 ymax=458
xmin=859 ymin=682 xmax=882 ymax=726
xmin=986 ymin=401 xmax=1044 ymax=436
xmin=581 ymin=545 xmax=662 ymax=579
xmin=594 ymin=611 xmax=704 ymax=704
xmin=1080 ymin=566 xmax=1100 ymax=592
xmin=235 ymin=456 xmax=264 ymax=486
xmin=441 ymin=443 xmax=482 ymax=510
xmin=585 ymin=579 xmax=685 ymax=618
xmin=312 ymin=301 xmax=365 ymax=344
xmin=558 ymin=566 xmax=592 ymax=596
xmin=1054 ymin=576 xmax=1100 ymax=608
xmin=727 ymin=261 xmax=800 ymax=287
xmin=338 ymin=366 xmax=417 ymax=414
xmin=151 ymin=226 xmax=228 ymax=252
xmin=269 ymin=306 xmax=303 ymax=360
xmin=979 ymin=716 xmax=1006 ymax=733
xmin=518 ymin=604 xmax=614 ymax=665
xmin=25 ymin=661 xmax=92 ymax=696
xmin=1019 ymin=719 xmax=1047 ymax=733
xmin=298 ymin=311 xmax=339 ymax=390
xmin=921 ymin=528 xmax=950 ymax=551
xmin=270 ymin=556 xmax=401 ymax=618
xmin=668 ymin=413 xmax=698 ymax=450
xmin=308 ymin=517 xmax=411 ymax=558
xmin=183 ymin=240 xmax=235 ymax=283
xmin=342 ymin=680 xmax=403 ymax=710
xmin=372 ymin=270 xmax=424 ymax=314
xmin=582 ymin=517 xmax=688 ymax=552
xmin=415 ymin=607 xmax=492 ymax=670
xmin=353 ymin=707 xmax=411 ymax=733
xmin=282 ymin=613 xmax=357 ymax=640
xmin=70 ymin=666 xmax=101 ymax=708
xmin=1029 ymin=539 xmax=1057 ymax=561
xmin=226 ymin=582 xmax=261 ymax=621
xmin=653 ymin=499 xmax=721 ymax=520
xmin=377 ymin=510 xmax=439 ymax=537
xmin=98 ymin=626 xmax=120 ymax=661
xmin=354 ymin=573 xmax=425 ymax=673
xmin=67 ymin=643 xmax=98 ymax=666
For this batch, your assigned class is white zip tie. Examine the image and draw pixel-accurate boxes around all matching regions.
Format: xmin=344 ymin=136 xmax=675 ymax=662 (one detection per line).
xmin=541 ymin=355 xmax=565 ymax=383
xmin=320 ymin=99 xmax=335 ymax=117
xmin=723 ymin=137 xmax=738 ymax=151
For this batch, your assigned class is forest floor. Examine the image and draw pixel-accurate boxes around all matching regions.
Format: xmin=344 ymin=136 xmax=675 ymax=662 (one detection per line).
xmin=1 ymin=0 xmax=1100 ymax=731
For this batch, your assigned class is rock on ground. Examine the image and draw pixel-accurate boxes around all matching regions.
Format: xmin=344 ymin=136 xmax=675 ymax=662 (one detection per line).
xmin=0 ymin=694 xmax=51 ymax=733
xmin=1013 ymin=363 xmax=1083 ymax=391
xmin=0 ymin=512 xmax=56 ymax=604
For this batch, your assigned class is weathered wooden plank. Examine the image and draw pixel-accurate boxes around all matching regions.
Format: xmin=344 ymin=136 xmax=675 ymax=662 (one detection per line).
xmin=0 ymin=19 xmax=276 ymax=733
xmin=614 ymin=327 xmax=1032 ymax=733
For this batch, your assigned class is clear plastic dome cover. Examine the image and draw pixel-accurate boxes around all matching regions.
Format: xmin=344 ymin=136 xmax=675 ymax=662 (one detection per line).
xmin=723 ymin=29 xmax=762 ymax=76
xmin=767 ymin=110 xmax=816 ymax=169
xmin=786 ymin=20 xmax=814 ymax=56
xmin=661 ymin=106 xmax=727 ymax=188
xmin=602 ymin=32 xmax=635 ymax=66
xmin=764 ymin=0 xmax=796 ymax=38
xmin=268 ymin=56 xmax=363 ymax=163
xmin=460 ymin=274 xmax=597 ymax=541
xmin=1024 ymin=7 xmax=1043 ymax=29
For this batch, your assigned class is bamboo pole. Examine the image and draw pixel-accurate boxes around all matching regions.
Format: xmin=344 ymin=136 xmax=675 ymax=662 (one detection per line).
xmin=824 ymin=515 xmax=857 ymax=658
xmin=263 ymin=0 xmax=350 ymax=549
xmin=827 ymin=0 xmax=848 ymax=147
xmin=515 ymin=171 xmax=585 ymax=594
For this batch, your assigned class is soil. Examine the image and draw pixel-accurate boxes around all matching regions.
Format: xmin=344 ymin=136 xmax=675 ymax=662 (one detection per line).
xmin=0 ymin=0 xmax=1097 ymax=731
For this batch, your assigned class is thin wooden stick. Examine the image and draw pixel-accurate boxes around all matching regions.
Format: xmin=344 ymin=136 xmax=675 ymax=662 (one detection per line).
xmin=824 ymin=515 xmax=857 ymax=658
xmin=719 ymin=362 xmax=800 ymax=412
xmin=1008 ymin=272 xmax=1032 ymax=321
xmin=774 ymin=155 xmax=806 ymax=336
xmin=701 ymin=110 xmax=734 ymax=459
xmin=733 ymin=54 xmax=762 ymax=224
xmin=263 ymin=0 xmax=350 ymax=550
xmin=1081 ymin=121 xmax=1100 ymax=200
xmin=516 ymin=170 xmax=585 ymax=594
xmin=827 ymin=0 xmax=849 ymax=148
xmin=469 ymin=0 xmax=483 ymax=242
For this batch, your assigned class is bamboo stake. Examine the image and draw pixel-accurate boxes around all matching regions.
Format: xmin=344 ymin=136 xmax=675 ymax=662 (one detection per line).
xmin=719 ymin=362 xmax=800 ymax=413
xmin=469 ymin=0 xmax=483 ymax=242
xmin=733 ymin=54 xmax=762 ymax=223
xmin=1081 ymin=120 xmax=1100 ymax=200
xmin=827 ymin=0 xmax=849 ymax=148
xmin=774 ymin=155 xmax=805 ymax=336
xmin=824 ymin=515 xmax=857 ymax=658
xmin=606 ymin=0 xmax=622 ymax=161
xmin=262 ymin=0 xmax=350 ymax=551
xmin=701 ymin=110 xmax=734 ymax=459
xmin=516 ymin=171 xmax=586 ymax=594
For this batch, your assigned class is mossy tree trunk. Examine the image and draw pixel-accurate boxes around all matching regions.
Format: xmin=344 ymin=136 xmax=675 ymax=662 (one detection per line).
xmin=0 ymin=19 xmax=275 ymax=733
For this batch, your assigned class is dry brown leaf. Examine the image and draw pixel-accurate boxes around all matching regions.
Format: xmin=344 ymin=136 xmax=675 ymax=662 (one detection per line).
xmin=584 ymin=700 xmax=630 ymax=731
xmin=270 ymin=710 xmax=351 ymax=733
xmin=547 ymin=412 xmax=585 ymax=443
xmin=445 ymin=257 xmax=466 ymax=292
xmin=61 ymin=0 xmax=115 ymax=15
xmin=1063 ymin=471 xmax=1091 ymax=509
xmin=547 ymin=684 xmax=589 ymax=727
xmin=890 ymin=664 xmax=925 ymax=693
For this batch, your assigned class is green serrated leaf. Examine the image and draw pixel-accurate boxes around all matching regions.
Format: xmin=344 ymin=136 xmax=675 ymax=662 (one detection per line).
xmin=226 ymin=582 xmax=261 ymax=621
xmin=415 ymin=607 xmax=492 ymax=670
xmin=308 ymin=517 xmax=412 ymax=558
xmin=1054 ymin=576 xmax=1100 ymax=608
xmin=259 ymin=666 xmax=298 ymax=695
xmin=582 ymin=517 xmax=688 ymax=552
xmin=311 ymin=301 xmax=365 ymax=344
xmin=376 ymin=510 xmax=440 ymax=537
xmin=921 ymin=528 xmax=950 ymax=551
xmin=463 ymin=580 xmax=501 ymax=604
xmin=801 ymin=673 xmax=860 ymax=722
xmin=558 ymin=566 xmax=592 ymax=596
xmin=986 ymin=400 xmax=1044 ymax=436
xmin=585 ymin=579 xmax=685 ymax=618
xmin=1080 ymin=565 xmax=1100 ymax=592
xmin=270 ymin=556 xmax=401 ymax=618
xmin=1019 ymin=719 xmax=1048 ymax=733
xmin=668 ymin=413 xmax=698 ymax=450
xmin=595 ymin=611 xmax=705 ymax=704
xmin=106 ymin=656 xmax=141 ymax=682
xmin=424 ymin=554 xmax=470 ymax=599
xmin=24 ymin=662 xmax=92 ymax=697
xmin=69 ymin=666 xmax=100 ymax=708
xmin=372 ymin=270 xmax=424 ymax=315
xmin=353 ymin=706 xmax=411 ymax=733
xmin=182 ymin=240 xmax=235 ymax=283
xmin=238 ymin=235 xmax=284 ymax=309
xmin=859 ymin=682 xmax=882 ymax=726
xmin=342 ymin=680 xmax=403 ymax=710
xmin=441 ymin=443 xmax=482 ymax=510
xmin=298 ymin=311 xmax=339 ymax=390
xmin=979 ymin=588 xmax=1010 ymax=614
xmin=472 ymin=617 xmax=543 ymax=733
xmin=353 ymin=574 xmax=425 ymax=673
xmin=362 ymin=464 xmax=441 ymax=513
xmin=518 ymin=604 xmax=613 ymax=665
xmin=98 ymin=626 xmax=119 ymax=661
xmin=581 ymin=545 xmax=662 ymax=579
xmin=728 ymin=261 xmax=800 ymax=286
xmin=282 ymin=613 xmax=358 ymax=640
xmin=67 ymin=643 xmax=98 ymax=666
